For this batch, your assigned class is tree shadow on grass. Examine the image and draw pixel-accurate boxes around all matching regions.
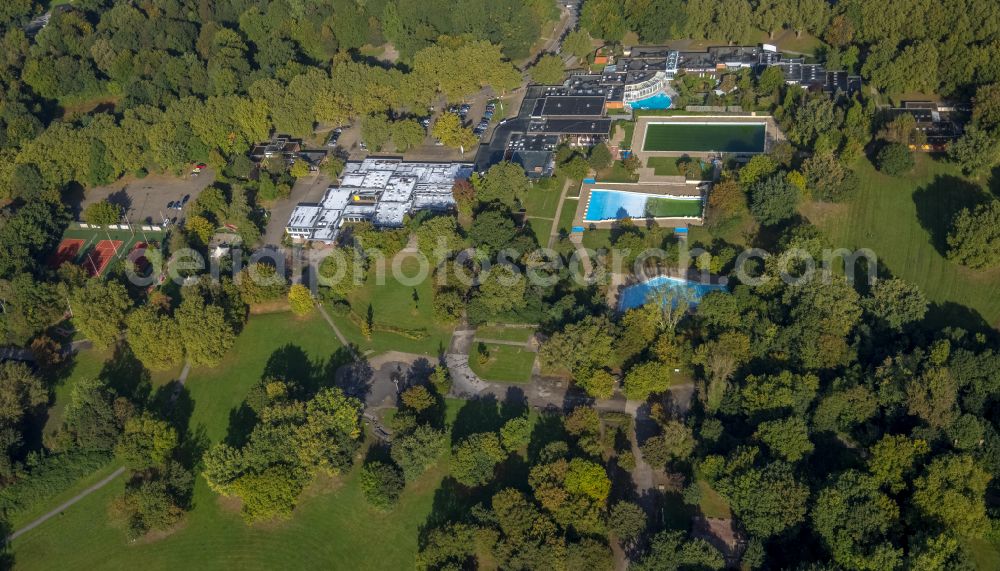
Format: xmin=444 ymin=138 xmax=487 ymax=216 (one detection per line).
xmin=331 ymin=347 xmax=372 ymax=403
xmin=99 ymin=343 xmax=151 ymax=404
xmin=922 ymin=301 xmax=994 ymax=338
xmin=417 ymin=476 xmax=489 ymax=548
xmin=913 ymin=174 xmax=991 ymax=256
xmin=263 ymin=344 xmax=313 ymax=389
xmin=450 ymin=395 xmax=503 ymax=444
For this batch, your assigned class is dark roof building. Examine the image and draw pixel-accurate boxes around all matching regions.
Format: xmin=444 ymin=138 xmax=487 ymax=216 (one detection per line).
xmin=474 ymin=86 xmax=614 ymax=175
xmin=882 ymin=101 xmax=963 ymax=151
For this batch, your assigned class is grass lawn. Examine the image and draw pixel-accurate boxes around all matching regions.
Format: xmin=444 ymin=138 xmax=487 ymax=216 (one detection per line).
xmin=646 ymin=197 xmax=703 ymax=218
xmin=643 ymin=123 xmax=765 ymax=153
xmin=805 ymin=155 xmax=1000 ymax=329
xmin=647 ymin=157 xmax=713 ymax=180
xmin=581 ymin=229 xmax=613 ymax=251
xmin=523 ymin=184 xmax=562 ymax=219
xmin=330 ymin=255 xmax=455 ymax=357
xmin=696 ymin=480 xmax=731 ymax=519
xmin=967 ymin=538 xmax=1000 ymax=571
xmin=11 ymin=397 xmax=498 ymax=570
xmin=11 ymin=436 xmax=446 ymax=571
xmin=523 ymin=180 xmax=562 ymax=244
xmin=474 ymin=325 xmax=536 ymax=343
xmin=595 ymin=161 xmax=639 ymax=183
xmin=183 ymin=311 xmax=345 ymax=442
xmin=468 ymin=343 xmax=536 ymax=384
xmin=555 ymin=197 xmax=580 ymax=236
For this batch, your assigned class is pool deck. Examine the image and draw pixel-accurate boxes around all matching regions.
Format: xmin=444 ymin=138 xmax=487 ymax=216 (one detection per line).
xmin=632 ymin=115 xmax=785 ymax=163
xmin=571 ymin=180 xmax=706 ymax=235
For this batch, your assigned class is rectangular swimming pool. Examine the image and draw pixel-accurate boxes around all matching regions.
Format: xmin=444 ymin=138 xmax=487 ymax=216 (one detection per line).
xmin=584 ymin=189 xmax=702 ymax=221
xmin=643 ymin=122 xmax=766 ymax=153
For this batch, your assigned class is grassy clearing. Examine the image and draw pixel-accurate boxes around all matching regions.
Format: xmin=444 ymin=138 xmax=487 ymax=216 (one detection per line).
xmin=330 ymin=254 xmax=455 ymax=357
xmin=468 ymin=343 xmax=536 ymax=384
xmin=696 ymin=480 xmax=731 ymax=519
xmin=595 ymin=161 xmax=639 ymax=183
xmin=184 ymin=311 xmax=344 ymax=442
xmin=805 ymin=155 xmax=1000 ymax=329
xmin=643 ymin=123 xmax=765 ymax=153
xmin=474 ymin=325 xmax=536 ymax=343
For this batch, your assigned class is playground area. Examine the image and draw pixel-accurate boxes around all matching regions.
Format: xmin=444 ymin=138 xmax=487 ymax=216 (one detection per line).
xmin=49 ymin=226 xmax=165 ymax=277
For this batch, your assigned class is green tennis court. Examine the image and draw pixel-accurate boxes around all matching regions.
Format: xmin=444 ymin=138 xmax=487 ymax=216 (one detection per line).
xmin=645 ymin=197 xmax=703 ymax=217
xmin=643 ymin=122 xmax=766 ymax=153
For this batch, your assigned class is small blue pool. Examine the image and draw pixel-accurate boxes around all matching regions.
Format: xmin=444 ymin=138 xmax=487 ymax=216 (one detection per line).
xmin=618 ymin=275 xmax=728 ymax=312
xmin=585 ymin=190 xmax=648 ymax=221
xmin=628 ymin=92 xmax=672 ymax=110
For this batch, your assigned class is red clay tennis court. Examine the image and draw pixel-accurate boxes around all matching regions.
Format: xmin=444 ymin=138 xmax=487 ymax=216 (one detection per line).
xmin=48 ymin=239 xmax=85 ymax=269
xmin=84 ymin=239 xmax=123 ymax=277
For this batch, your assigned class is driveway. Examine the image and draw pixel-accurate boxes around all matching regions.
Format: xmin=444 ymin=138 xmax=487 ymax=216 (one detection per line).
xmin=263 ymin=172 xmax=333 ymax=246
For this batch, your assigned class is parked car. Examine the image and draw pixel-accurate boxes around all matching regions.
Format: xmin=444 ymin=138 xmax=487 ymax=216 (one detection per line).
xmin=420 ymin=117 xmax=431 ymax=128
xmin=167 ymin=201 xmax=176 ymax=210
xmin=326 ymin=131 xmax=340 ymax=147
xmin=181 ymin=194 xmax=191 ymax=205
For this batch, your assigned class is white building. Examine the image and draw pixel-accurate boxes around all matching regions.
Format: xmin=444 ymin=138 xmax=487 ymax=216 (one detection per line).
xmin=285 ymin=158 xmax=473 ymax=243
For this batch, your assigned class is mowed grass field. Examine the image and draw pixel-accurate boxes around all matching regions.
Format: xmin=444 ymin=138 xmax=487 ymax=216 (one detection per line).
xmin=805 ymin=155 xmax=1000 ymax=328
xmin=643 ymin=123 xmax=765 ymax=153
xmin=468 ymin=343 xmax=536 ymax=383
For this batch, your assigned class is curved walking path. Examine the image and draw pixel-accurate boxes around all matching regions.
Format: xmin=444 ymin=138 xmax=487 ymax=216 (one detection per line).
xmin=10 ymin=358 xmax=195 ymax=542
xmin=9 ymin=466 xmax=126 ymax=541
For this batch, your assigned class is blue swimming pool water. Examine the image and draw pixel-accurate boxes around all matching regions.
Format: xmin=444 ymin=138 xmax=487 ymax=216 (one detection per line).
xmin=585 ymin=190 xmax=649 ymax=221
xmin=629 ymin=92 xmax=673 ymax=110
xmin=618 ymin=275 xmax=728 ymax=312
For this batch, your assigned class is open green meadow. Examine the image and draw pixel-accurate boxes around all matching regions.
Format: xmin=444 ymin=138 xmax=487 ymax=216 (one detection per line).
xmin=806 ymin=155 xmax=1000 ymax=329
xmin=643 ymin=123 xmax=765 ymax=153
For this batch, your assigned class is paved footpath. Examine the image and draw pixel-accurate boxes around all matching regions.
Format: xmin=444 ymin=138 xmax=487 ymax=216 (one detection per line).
xmin=9 ymin=468 xmax=125 ymax=541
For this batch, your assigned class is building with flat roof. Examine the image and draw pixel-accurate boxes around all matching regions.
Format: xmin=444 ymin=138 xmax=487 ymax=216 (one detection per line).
xmin=285 ymin=158 xmax=472 ymax=243
xmin=881 ymin=101 xmax=963 ymax=151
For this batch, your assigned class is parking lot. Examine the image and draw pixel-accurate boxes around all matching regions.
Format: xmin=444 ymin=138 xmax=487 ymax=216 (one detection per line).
xmin=77 ymin=168 xmax=215 ymax=226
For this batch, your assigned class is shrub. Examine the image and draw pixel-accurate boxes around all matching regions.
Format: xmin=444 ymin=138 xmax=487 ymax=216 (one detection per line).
xmin=875 ymin=143 xmax=914 ymax=175
xmin=288 ymin=284 xmax=314 ymax=316
xmin=359 ymin=461 xmax=404 ymax=510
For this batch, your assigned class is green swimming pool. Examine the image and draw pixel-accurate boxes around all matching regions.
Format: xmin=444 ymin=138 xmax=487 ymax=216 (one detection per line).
xmin=643 ymin=122 xmax=766 ymax=153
